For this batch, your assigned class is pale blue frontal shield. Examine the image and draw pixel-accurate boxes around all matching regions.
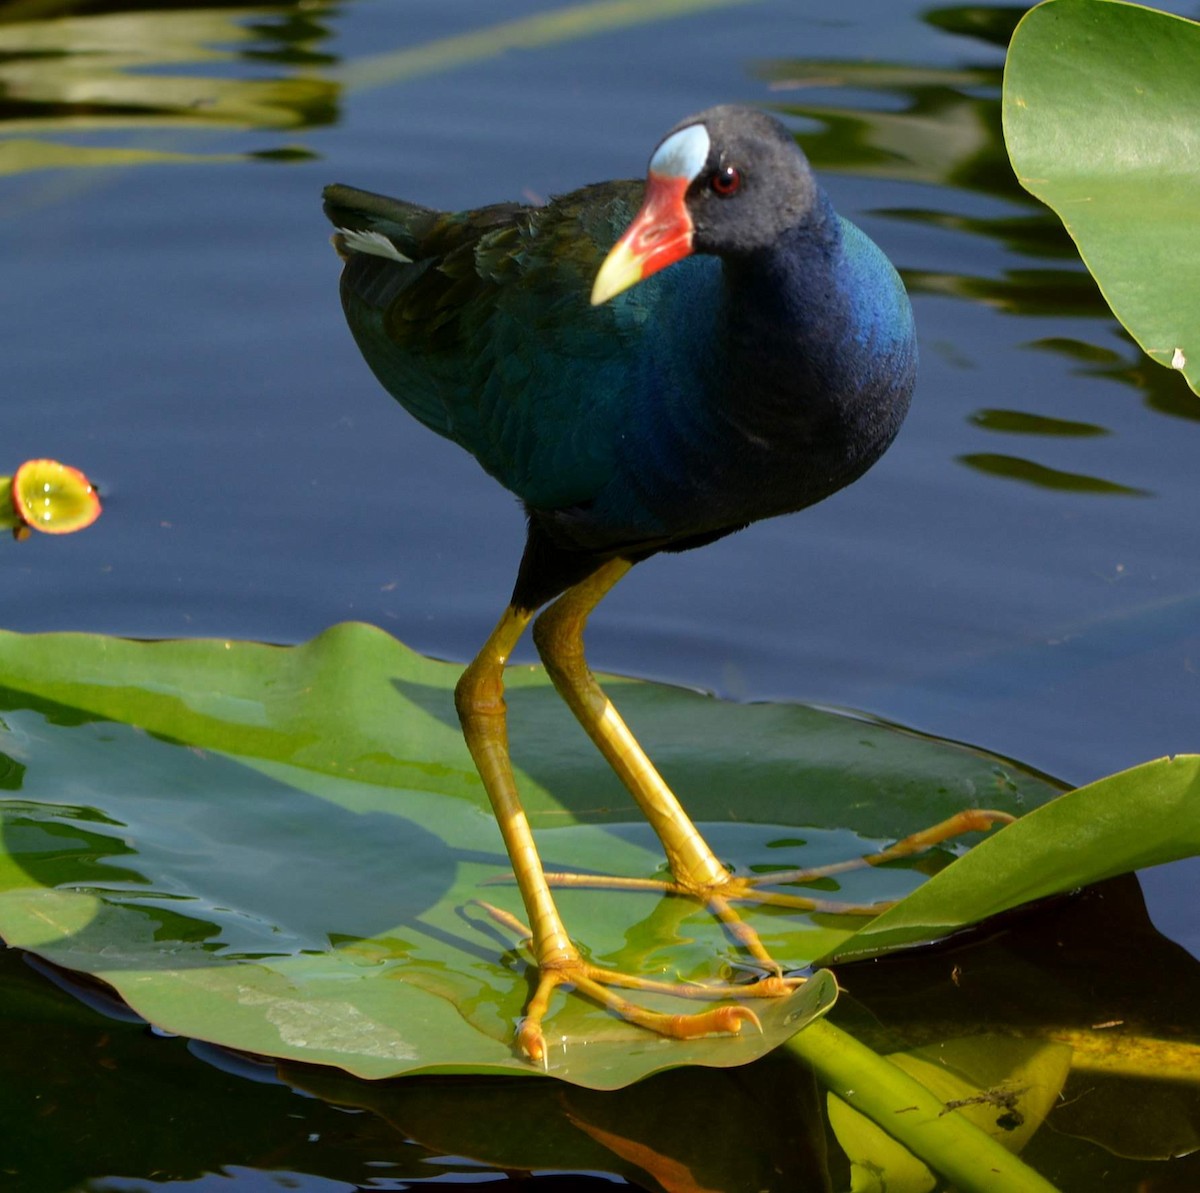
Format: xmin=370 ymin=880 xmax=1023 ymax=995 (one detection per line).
xmin=648 ymin=123 xmax=711 ymax=181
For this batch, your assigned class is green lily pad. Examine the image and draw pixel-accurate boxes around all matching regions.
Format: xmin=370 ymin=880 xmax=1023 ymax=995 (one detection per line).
xmin=1003 ymin=0 xmax=1200 ymax=394
xmin=0 ymin=623 xmax=1061 ymax=1087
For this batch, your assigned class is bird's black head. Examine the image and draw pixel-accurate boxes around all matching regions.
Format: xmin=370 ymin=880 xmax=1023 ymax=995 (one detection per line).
xmin=667 ymin=105 xmax=822 ymax=256
xmin=591 ymin=105 xmax=824 ymax=305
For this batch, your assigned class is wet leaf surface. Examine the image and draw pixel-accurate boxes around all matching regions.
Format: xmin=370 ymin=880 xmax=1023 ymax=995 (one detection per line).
xmin=0 ymin=623 xmax=1060 ymax=1087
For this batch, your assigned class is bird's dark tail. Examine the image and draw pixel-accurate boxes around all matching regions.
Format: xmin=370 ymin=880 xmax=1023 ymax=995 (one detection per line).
xmin=322 ymin=184 xmax=440 ymax=262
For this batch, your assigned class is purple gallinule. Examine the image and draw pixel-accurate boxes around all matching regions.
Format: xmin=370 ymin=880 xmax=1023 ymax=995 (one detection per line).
xmin=325 ymin=106 xmax=986 ymax=1063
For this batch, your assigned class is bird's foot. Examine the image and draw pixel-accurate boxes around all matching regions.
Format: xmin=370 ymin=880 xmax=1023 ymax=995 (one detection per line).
xmin=475 ymin=808 xmax=1013 ymax=1062
xmin=738 ymin=807 xmax=1016 ymax=895
xmin=524 ymin=807 xmax=1015 ymax=971
xmin=535 ymin=806 xmax=1014 ymax=913
xmin=474 ymin=900 xmax=797 ymax=1066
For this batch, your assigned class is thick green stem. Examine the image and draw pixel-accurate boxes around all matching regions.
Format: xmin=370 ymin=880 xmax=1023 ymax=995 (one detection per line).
xmin=788 ymin=1019 xmax=1061 ymax=1193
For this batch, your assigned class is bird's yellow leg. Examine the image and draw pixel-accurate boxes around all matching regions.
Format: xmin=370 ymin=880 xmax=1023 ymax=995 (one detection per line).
xmin=463 ymin=570 xmax=1013 ymax=1057
xmin=529 ymin=561 xmax=1014 ymax=960
xmin=456 ymin=601 xmax=767 ymax=1062
xmin=455 ymin=604 xmax=573 ymax=970
xmin=531 ymin=560 xmax=798 ymax=975
xmin=532 ymin=558 xmax=731 ymax=893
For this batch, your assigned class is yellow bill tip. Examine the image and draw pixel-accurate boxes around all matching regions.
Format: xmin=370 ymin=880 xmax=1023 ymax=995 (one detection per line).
xmin=590 ymin=238 xmax=643 ymax=306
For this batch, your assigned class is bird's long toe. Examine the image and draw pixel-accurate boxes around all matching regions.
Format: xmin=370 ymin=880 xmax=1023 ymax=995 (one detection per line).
xmin=476 ymin=901 xmax=797 ymax=1062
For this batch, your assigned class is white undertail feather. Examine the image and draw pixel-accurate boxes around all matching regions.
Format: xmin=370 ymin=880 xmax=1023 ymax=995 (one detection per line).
xmin=335 ymin=227 xmax=411 ymax=263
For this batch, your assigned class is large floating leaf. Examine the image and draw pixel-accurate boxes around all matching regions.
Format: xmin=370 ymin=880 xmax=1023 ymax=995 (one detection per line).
xmin=0 ymin=623 xmax=1061 ymax=1088
xmin=1003 ymin=0 xmax=1200 ymax=394
xmin=1 ymin=625 xmax=1197 ymax=1094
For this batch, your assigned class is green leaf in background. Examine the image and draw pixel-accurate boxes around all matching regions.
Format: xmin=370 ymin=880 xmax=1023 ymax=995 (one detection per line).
xmin=827 ymin=754 xmax=1200 ymax=962
xmin=0 ymin=623 xmax=1059 ymax=1088
xmin=1003 ymin=0 xmax=1200 ymax=394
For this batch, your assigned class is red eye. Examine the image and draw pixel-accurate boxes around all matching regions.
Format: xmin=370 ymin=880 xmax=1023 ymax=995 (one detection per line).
xmin=709 ymin=165 xmax=742 ymax=196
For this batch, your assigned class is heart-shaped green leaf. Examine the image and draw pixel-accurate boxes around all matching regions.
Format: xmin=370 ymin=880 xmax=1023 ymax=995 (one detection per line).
xmin=2 ymin=625 xmax=1197 ymax=1092
xmin=1003 ymin=0 xmax=1200 ymax=394
xmin=0 ymin=623 xmax=1062 ymax=1087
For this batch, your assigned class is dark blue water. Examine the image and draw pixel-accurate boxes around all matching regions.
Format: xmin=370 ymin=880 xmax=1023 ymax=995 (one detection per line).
xmin=3 ymin=1 xmax=1200 ymax=1187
